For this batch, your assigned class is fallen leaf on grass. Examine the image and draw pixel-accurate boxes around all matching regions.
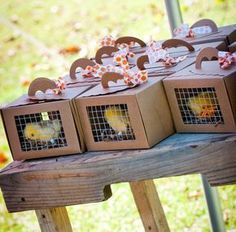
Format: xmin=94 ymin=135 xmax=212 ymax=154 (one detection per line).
xmin=188 ymin=189 xmax=202 ymax=200
xmin=10 ymin=15 xmax=19 ymax=24
xmin=223 ymin=208 xmax=231 ymax=224
xmin=20 ymin=77 xmax=31 ymax=87
xmin=59 ymin=46 xmax=81 ymax=55
xmin=148 ymin=3 xmax=165 ymax=17
xmin=50 ymin=5 xmax=63 ymax=15
xmin=73 ymin=22 xmax=82 ymax=32
xmin=7 ymin=49 xmax=16 ymax=57
xmin=33 ymin=63 xmax=51 ymax=71
xmin=4 ymin=36 xmax=17 ymax=43
xmin=0 ymin=151 xmax=8 ymax=164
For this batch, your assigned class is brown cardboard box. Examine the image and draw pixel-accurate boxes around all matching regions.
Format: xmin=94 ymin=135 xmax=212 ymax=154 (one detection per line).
xmin=163 ymin=47 xmax=236 ymax=132
xmin=174 ymin=19 xmax=236 ymax=46
xmin=75 ymin=74 xmax=174 ymax=151
xmin=1 ymin=78 xmax=91 ymax=160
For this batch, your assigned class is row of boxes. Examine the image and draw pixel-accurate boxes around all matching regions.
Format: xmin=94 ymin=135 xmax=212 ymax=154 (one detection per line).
xmin=1 ymin=19 xmax=236 ymax=161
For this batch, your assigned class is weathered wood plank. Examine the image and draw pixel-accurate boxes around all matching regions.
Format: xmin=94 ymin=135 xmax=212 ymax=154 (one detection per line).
xmin=130 ymin=180 xmax=170 ymax=232
xmin=0 ymin=133 xmax=236 ymax=212
xmin=35 ymin=207 xmax=72 ymax=232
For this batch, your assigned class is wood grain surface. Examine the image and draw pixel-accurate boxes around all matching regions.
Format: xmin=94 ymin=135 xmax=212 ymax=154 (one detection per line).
xmin=0 ymin=133 xmax=236 ymax=212
xmin=130 ymin=180 xmax=170 ymax=232
xmin=36 ymin=207 xmax=72 ymax=232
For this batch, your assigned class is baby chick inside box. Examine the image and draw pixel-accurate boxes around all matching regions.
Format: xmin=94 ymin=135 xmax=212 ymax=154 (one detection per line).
xmin=1 ymin=78 xmax=90 ymax=160
xmin=163 ymin=47 xmax=236 ymax=132
xmin=75 ymin=73 xmax=174 ymax=151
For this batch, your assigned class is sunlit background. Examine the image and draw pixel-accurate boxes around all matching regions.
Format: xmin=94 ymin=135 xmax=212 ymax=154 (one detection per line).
xmin=0 ymin=0 xmax=236 ymax=231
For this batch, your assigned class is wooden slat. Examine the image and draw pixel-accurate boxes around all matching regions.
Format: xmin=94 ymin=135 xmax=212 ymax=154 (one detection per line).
xmin=35 ymin=207 xmax=72 ymax=232
xmin=130 ymin=180 xmax=170 ymax=232
xmin=1 ymin=133 xmax=236 ymax=212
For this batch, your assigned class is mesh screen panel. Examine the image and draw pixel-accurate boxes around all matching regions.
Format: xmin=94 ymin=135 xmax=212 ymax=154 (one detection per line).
xmin=86 ymin=104 xmax=135 ymax=142
xmin=175 ymin=87 xmax=224 ymax=125
xmin=15 ymin=110 xmax=67 ymax=151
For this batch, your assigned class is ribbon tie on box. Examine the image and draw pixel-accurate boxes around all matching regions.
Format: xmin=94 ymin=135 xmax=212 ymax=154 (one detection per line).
xmin=174 ymin=24 xmax=212 ymax=38
xmin=99 ymin=35 xmax=116 ymax=47
xmin=113 ymin=45 xmax=135 ymax=70
xmin=100 ymin=35 xmax=135 ymax=49
xmin=218 ymin=51 xmax=236 ymax=69
xmin=81 ymin=64 xmax=123 ymax=78
xmin=123 ymin=70 xmax=148 ymax=86
xmin=100 ymin=35 xmax=135 ymax=69
xmin=146 ymin=40 xmax=186 ymax=66
xmin=147 ymin=40 xmax=162 ymax=51
xmin=53 ymin=77 xmax=66 ymax=95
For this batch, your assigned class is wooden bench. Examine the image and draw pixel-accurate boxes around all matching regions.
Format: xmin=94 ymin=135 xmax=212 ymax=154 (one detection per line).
xmin=0 ymin=133 xmax=236 ymax=231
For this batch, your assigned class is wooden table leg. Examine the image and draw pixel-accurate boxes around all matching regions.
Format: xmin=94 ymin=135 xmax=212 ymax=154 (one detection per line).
xmin=35 ymin=207 xmax=72 ymax=232
xmin=130 ymin=180 xmax=170 ymax=232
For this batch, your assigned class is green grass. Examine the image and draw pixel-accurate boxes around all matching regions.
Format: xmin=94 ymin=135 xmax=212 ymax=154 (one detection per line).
xmin=0 ymin=0 xmax=236 ymax=231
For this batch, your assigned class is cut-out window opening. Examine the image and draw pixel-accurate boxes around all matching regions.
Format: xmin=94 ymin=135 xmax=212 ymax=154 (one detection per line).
xmin=15 ymin=110 xmax=67 ymax=152
xmin=174 ymin=87 xmax=224 ymax=125
xmin=86 ymin=104 xmax=135 ymax=142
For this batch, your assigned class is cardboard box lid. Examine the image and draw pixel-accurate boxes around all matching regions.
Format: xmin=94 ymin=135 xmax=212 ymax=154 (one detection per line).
xmin=229 ymin=42 xmax=236 ymax=52
xmin=174 ymin=32 xmax=219 ymax=42
xmin=180 ymin=32 xmax=225 ymax=45
xmin=166 ymin=41 xmax=225 ymax=58
xmin=78 ymin=77 xmax=162 ymax=98
xmin=166 ymin=60 xmax=236 ymax=80
xmin=4 ymin=84 xmax=90 ymax=108
xmin=165 ymin=47 xmax=236 ymax=80
xmin=135 ymin=39 xmax=196 ymax=75
xmin=218 ymin=24 xmax=236 ymax=37
xmin=174 ymin=24 xmax=235 ymax=45
xmin=63 ymin=72 xmax=101 ymax=86
xmin=203 ymin=25 xmax=236 ymax=44
xmin=137 ymin=55 xmax=196 ymax=76
xmin=129 ymin=45 xmax=147 ymax=54
xmin=173 ymin=20 xmax=236 ymax=44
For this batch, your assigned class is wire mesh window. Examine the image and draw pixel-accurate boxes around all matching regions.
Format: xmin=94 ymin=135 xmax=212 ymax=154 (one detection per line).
xmin=15 ymin=110 xmax=67 ymax=152
xmin=175 ymin=87 xmax=224 ymax=125
xmin=86 ymin=104 xmax=135 ymax=142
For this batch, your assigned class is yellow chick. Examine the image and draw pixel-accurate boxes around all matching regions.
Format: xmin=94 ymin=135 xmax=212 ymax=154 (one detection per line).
xmin=187 ymin=92 xmax=216 ymax=118
xmin=104 ymin=106 xmax=130 ymax=134
xmin=24 ymin=119 xmax=61 ymax=141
